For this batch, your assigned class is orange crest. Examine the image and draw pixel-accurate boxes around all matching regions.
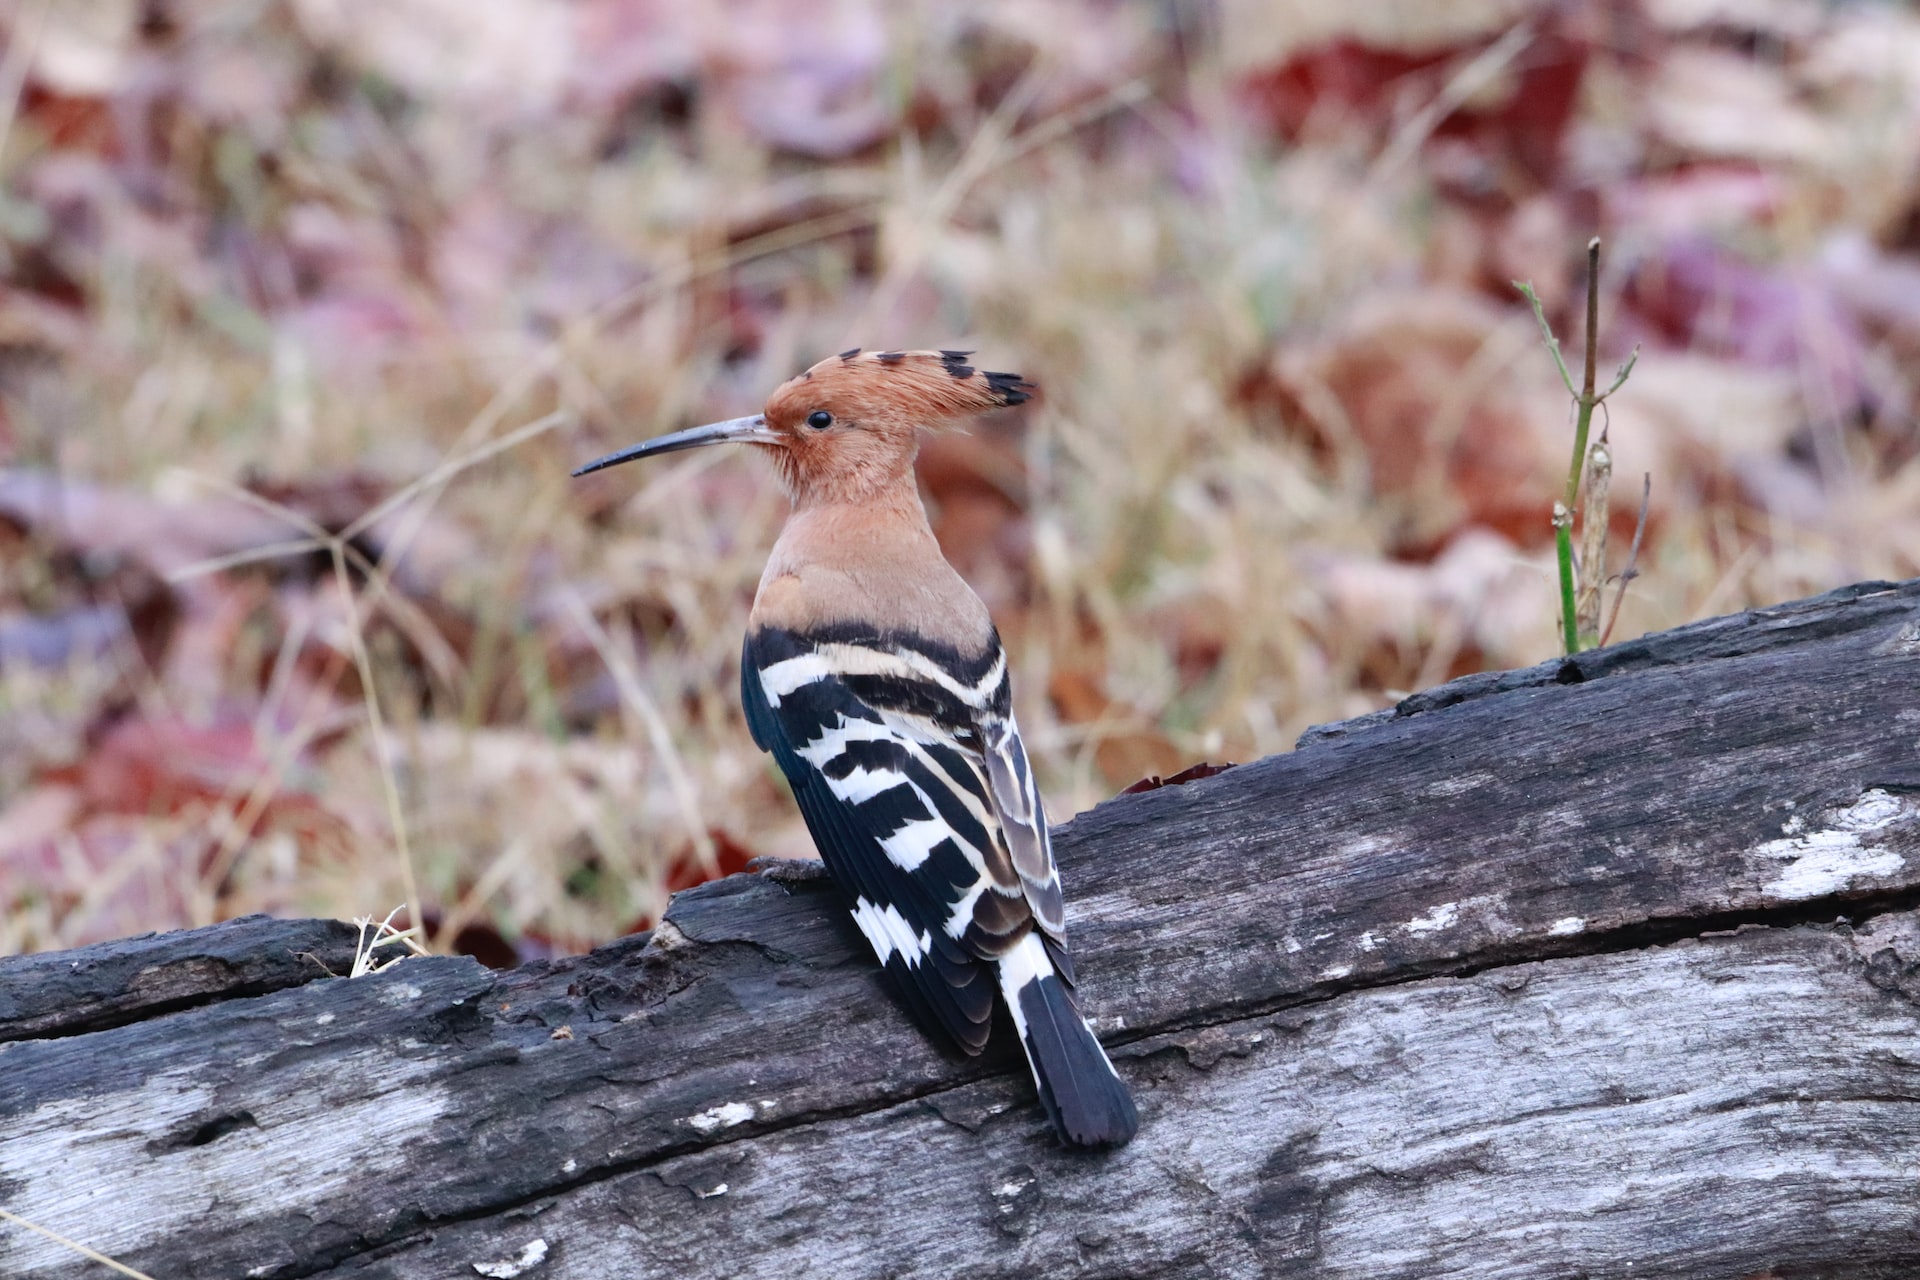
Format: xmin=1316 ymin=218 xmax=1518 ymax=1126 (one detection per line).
xmin=758 ymin=349 xmax=1033 ymax=505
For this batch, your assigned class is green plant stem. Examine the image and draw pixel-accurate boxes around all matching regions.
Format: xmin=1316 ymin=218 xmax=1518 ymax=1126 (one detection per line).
xmin=1562 ymin=240 xmax=1601 ymax=512
xmin=1564 ymin=386 xmax=1596 ymax=513
xmin=1551 ymin=243 xmax=1603 ymax=654
xmin=1531 ymin=239 xmax=1613 ymax=655
xmin=1557 ymin=388 xmax=1597 ymax=653
xmin=1554 ymin=503 xmax=1578 ymax=655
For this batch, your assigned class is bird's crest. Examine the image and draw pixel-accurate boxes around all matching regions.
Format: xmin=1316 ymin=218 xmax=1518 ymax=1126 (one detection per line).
xmin=760 ymin=349 xmax=1034 ymax=505
xmin=771 ymin=348 xmax=1032 ymax=424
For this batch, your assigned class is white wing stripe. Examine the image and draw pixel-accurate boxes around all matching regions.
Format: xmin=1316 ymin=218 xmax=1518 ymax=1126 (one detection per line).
xmin=852 ymin=897 xmax=933 ymax=969
xmin=879 ymin=818 xmax=951 ymax=872
xmin=758 ymin=651 xmax=841 ymax=702
xmin=759 ymin=642 xmax=1006 ymax=710
xmin=823 ymin=765 xmax=913 ymax=805
xmin=797 ymin=714 xmax=999 ymax=840
xmin=994 ymin=931 xmax=1053 ymax=1043
xmin=794 ymin=714 xmax=907 ymax=765
xmin=944 ymin=878 xmax=994 ymax=938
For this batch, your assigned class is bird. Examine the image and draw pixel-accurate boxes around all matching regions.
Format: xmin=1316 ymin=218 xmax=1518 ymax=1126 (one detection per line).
xmin=573 ymin=348 xmax=1139 ymax=1148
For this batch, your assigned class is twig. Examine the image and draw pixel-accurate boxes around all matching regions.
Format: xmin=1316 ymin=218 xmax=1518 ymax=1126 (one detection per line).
xmin=1576 ymin=439 xmax=1611 ymax=638
xmin=349 ymin=905 xmax=430 ymax=978
xmin=1599 ymin=473 xmax=1652 ymax=648
xmin=332 ymin=545 xmax=424 ymax=942
xmin=160 ymin=537 xmax=329 ymax=581
xmin=1516 ymin=238 xmax=1640 ymax=654
xmin=1516 ymin=282 xmax=1577 ymax=399
xmin=1567 ymin=240 xmax=1601 ymax=517
xmin=0 ymin=1207 xmax=157 ymax=1280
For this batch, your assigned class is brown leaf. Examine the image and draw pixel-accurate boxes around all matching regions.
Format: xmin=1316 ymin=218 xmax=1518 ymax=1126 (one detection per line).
xmin=1645 ymin=46 xmax=1832 ymax=166
xmin=0 ymin=470 xmax=286 ymax=582
xmin=1308 ymin=529 xmax=1559 ymax=685
xmin=664 ymin=827 xmax=760 ymax=895
xmin=45 ymin=709 xmax=331 ymax=836
xmin=1046 ymin=666 xmax=1185 ymax=787
xmin=1119 ymin=761 xmax=1238 ymax=796
xmin=0 ymin=814 xmax=213 ymax=949
xmin=1266 ymin=288 xmax=1567 ymax=552
xmin=1234 ymin=17 xmax=1591 ymax=187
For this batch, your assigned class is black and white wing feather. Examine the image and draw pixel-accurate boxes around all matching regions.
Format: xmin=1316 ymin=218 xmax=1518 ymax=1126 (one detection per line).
xmin=742 ymin=626 xmax=1011 ymax=1049
xmin=742 ymin=624 xmax=1137 ymax=1146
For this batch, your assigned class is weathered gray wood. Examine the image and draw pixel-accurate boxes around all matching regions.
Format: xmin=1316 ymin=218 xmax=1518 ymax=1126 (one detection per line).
xmin=0 ymin=914 xmax=359 ymax=1042
xmin=329 ymin=914 xmax=1920 ymax=1280
xmin=1 ymin=579 xmax=1918 ymax=1279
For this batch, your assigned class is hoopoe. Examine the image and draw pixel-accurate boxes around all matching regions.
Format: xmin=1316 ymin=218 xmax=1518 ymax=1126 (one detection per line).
xmin=575 ymin=348 xmax=1139 ymax=1148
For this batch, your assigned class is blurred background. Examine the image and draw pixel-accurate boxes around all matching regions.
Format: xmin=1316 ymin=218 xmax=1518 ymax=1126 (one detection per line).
xmin=3 ymin=0 xmax=1917 ymax=960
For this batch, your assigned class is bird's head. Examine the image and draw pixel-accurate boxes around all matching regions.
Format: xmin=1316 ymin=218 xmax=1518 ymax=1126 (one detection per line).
xmin=573 ymin=349 xmax=1033 ymax=506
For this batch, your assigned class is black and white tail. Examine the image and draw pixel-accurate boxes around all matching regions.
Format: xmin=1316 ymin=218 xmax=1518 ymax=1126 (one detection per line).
xmin=997 ymin=932 xmax=1138 ymax=1147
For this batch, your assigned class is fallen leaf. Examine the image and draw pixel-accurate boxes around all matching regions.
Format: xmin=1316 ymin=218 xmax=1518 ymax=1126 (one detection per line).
xmin=1119 ymin=760 xmax=1238 ymax=796
xmin=1266 ymin=287 xmax=1568 ymax=552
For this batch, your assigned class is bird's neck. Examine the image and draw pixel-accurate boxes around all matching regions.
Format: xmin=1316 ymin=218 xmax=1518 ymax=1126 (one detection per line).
xmin=752 ymin=490 xmax=994 ymax=649
xmin=777 ymin=445 xmax=915 ymax=511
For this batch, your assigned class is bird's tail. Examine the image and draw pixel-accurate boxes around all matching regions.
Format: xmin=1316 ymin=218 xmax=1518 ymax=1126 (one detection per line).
xmin=995 ymin=932 xmax=1139 ymax=1148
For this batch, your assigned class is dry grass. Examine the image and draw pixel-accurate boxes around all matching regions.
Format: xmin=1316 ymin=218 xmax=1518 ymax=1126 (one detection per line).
xmin=3 ymin=0 xmax=1918 ymax=958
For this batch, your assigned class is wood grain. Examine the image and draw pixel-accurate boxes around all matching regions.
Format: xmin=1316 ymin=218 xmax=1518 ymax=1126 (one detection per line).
xmin=330 ymin=916 xmax=1920 ymax=1280
xmin=2 ymin=579 xmax=1918 ymax=1279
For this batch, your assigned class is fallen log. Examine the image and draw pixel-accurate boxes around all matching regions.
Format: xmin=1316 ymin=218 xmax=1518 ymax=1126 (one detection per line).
xmin=3 ymin=578 xmax=1919 ymax=1279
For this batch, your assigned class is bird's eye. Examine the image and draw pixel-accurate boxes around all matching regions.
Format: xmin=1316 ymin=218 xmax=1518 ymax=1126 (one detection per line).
xmin=806 ymin=410 xmax=833 ymax=430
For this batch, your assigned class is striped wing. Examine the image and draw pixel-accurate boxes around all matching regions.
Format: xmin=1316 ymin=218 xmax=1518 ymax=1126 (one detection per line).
xmin=741 ymin=625 xmax=1065 ymax=1053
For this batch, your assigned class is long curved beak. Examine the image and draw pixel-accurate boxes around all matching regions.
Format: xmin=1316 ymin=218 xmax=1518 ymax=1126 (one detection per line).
xmin=571 ymin=415 xmax=780 ymax=477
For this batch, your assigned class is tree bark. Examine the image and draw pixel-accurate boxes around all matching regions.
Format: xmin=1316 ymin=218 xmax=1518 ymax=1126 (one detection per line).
xmin=3 ymin=578 xmax=1919 ymax=1280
